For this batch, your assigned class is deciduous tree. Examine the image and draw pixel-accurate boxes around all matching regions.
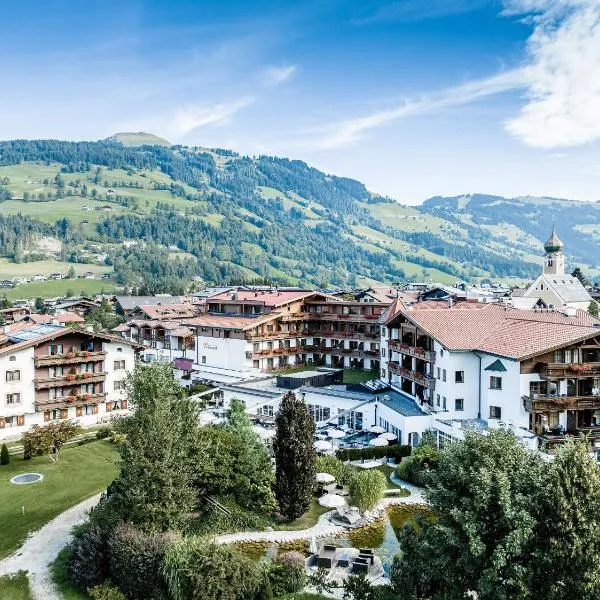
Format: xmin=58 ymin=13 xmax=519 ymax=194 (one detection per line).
xmin=21 ymin=420 xmax=82 ymax=462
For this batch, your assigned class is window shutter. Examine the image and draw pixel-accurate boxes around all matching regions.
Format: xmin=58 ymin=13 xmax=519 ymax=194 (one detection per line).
xmin=44 ymin=411 xmax=50 ymax=422
xmin=0 ymin=417 xmax=5 ymax=429
xmin=105 ymin=402 xmax=112 ymax=412
xmin=92 ymin=404 xmax=98 ymax=415
xmin=17 ymin=415 xmax=25 ymax=426
xmin=121 ymin=399 xmax=127 ymax=410
xmin=76 ymin=406 xmax=83 ymax=417
xmin=60 ymin=408 xmax=68 ymax=420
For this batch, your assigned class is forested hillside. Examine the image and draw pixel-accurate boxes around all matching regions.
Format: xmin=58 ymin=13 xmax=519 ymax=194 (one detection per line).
xmin=0 ymin=138 xmax=594 ymax=294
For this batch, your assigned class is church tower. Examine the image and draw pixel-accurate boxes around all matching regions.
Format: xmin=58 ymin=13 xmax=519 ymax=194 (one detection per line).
xmin=543 ymin=224 xmax=565 ymax=276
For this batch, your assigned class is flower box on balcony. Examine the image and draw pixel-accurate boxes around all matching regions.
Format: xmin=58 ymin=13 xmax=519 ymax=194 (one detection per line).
xmin=414 ymin=347 xmax=425 ymax=355
xmin=66 ymin=352 xmax=75 ymax=359
xmin=82 ymin=372 xmax=93 ymax=379
xmin=65 ymin=374 xmax=76 ymax=382
xmin=67 ymin=396 xmax=76 ymax=403
xmin=399 ymin=343 xmax=410 ymax=350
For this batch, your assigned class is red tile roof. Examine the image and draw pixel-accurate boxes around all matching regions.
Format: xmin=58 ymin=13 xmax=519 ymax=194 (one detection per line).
xmin=207 ymin=290 xmax=315 ymax=307
xmin=136 ymin=304 xmax=199 ymax=319
xmin=29 ymin=312 xmax=85 ymax=324
xmin=390 ymin=301 xmax=600 ymax=360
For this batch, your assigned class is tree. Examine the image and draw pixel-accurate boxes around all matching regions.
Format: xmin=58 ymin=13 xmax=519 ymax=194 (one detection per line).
xmin=348 ymin=469 xmax=386 ymax=512
xmin=34 ymin=297 xmax=46 ymax=313
xmin=66 ymin=265 xmax=76 ymax=279
xmin=393 ymin=429 xmax=544 ymax=600
xmin=530 ymin=439 xmax=600 ymax=600
xmin=21 ymin=421 xmax=82 ymax=462
xmin=589 ymin=300 xmax=599 ymax=318
xmin=0 ymin=443 xmax=9 ymax=465
xmin=163 ymin=538 xmax=262 ymax=600
xmin=572 ymin=267 xmax=590 ymax=287
xmin=106 ymin=362 xmax=199 ymax=531
xmin=273 ymin=391 xmax=316 ymax=521
xmin=343 ymin=572 xmax=378 ymax=600
xmin=86 ymin=298 xmax=123 ymax=332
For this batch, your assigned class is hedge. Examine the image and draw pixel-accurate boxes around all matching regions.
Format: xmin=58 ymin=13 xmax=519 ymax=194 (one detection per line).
xmin=336 ymin=444 xmax=412 ymax=462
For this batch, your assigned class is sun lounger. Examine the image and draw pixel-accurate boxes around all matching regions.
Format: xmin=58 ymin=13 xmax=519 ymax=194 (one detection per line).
xmin=351 ymin=558 xmax=369 ymax=574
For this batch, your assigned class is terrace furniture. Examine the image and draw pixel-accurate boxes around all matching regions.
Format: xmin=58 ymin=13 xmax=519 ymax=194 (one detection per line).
xmin=359 ymin=548 xmax=374 ymax=555
xmin=316 ymin=545 xmax=336 ymax=569
xmin=358 ymin=553 xmax=375 ymax=566
xmin=337 ymin=551 xmax=350 ymax=568
xmin=351 ymin=558 xmax=369 ymax=574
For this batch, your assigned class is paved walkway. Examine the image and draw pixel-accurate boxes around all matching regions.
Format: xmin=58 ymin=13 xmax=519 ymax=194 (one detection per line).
xmin=0 ymin=493 xmax=103 ymax=600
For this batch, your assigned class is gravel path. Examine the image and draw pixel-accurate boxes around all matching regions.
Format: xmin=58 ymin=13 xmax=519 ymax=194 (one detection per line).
xmin=0 ymin=493 xmax=103 ymax=600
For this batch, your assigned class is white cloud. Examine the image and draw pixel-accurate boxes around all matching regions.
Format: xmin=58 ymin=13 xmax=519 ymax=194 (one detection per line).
xmin=503 ymin=0 xmax=600 ymax=148
xmin=262 ymin=64 xmax=297 ymax=86
xmin=165 ymin=97 xmax=254 ymax=138
xmin=312 ymin=70 xmax=526 ymax=149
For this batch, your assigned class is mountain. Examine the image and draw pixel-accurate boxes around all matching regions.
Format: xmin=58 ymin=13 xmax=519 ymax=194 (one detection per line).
xmin=105 ymin=132 xmax=172 ymax=147
xmin=0 ymin=137 xmax=596 ymax=296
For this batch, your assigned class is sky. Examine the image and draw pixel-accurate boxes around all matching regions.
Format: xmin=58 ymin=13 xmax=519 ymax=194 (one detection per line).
xmin=1 ymin=0 xmax=600 ymax=204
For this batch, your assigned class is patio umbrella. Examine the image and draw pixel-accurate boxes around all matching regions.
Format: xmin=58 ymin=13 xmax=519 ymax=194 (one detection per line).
xmin=315 ymin=440 xmax=333 ymax=451
xmin=369 ymin=436 xmax=389 ymax=447
xmin=327 ymin=428 xmax=346 ymax=439
xmin=378 ymin=432 xmax=398 ymax=441
xmin=318 ymin=493 xmax=346 ymax=508
xmin=316 ymin=472 xmax=335 ymax=484
xmin=369 ymin=425 xmax=386 ymax=434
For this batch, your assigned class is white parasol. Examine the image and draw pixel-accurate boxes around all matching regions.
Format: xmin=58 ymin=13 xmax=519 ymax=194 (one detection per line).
xmin=369 ymin=436 xmax=389 ymax=447
xmin=369 ymin=425 xmax=386 ymax=434
xmin=318 ymin=493 xmax=346 ymax=508
xmin=378 ymin=432 xmax=398 ymax=441
xmin=314 ymin=440 xmax=333 ymax=451
xmin=316 ymin=472 xmax=335 ymax=484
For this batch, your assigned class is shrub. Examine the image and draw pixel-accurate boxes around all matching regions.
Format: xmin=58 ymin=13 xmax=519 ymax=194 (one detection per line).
xmin=108 ymin=523 xmax=175 ymax=600
xmin=96 ymin=428 xmax=111 ymax=440
xmin=395 ymin=444 xmax=440 ymax=487
xmin=349 ymin=469 xmax=387 ymax=512
xmin=268 ymin=551 xmax=306 ymax=596
xmin=67 ymin=523 xmax=110 ymax=591
xmin=87 ymin=582 xmax=127 ymax=600
xmin=315 ymin=456 xmax=353 ymax=485
xmin=163 ymin=538 xmax=262 ymax=600
xmin=0 ymin=443 xmax=9 ymax=465
xmin=336 ymin=444 xmax=411 ymax=463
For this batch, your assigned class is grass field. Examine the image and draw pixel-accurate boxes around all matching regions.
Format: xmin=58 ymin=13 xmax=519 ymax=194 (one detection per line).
xmin=276 ymin=498 xmax=330 ymax=532
xmin=3 ymin=279 xmax=116 ymax=300
xmin=0 ymin=260 xmax=111 ymax=279
xmin=0 ymin=440 xmax=119 ymax=559
xmin=342 ymin=369 xmax=378 ymax=384
xmin=0 ymin=573 xmax=31 ymax=600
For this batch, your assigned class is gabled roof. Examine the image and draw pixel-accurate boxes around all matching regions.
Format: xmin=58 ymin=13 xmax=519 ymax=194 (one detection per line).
xmin=115 ymin=296 xmax=189 ymax=311
xmin=525 ymin=274 xmax=592 ymax=304
xmin=207 ymin=290 xmax=316 ymax=308
xmin=28 ymin=312 xmax=85 ymax=324
xmin=388 ymin=301 xmax=600 ymax=361
xmin=134 ymin=304 xmax=199 ymax=320
xmin=484 ymin=359 xmax=507 ymax=372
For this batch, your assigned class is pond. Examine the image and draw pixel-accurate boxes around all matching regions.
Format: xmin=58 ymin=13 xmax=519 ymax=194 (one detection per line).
xmin=10 ymin=472 xmax=44 ymax=485
xmin=235 ymin=504 xmax=431 ymax=574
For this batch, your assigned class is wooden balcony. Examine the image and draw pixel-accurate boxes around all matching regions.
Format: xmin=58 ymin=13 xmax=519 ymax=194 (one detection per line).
xmin=540 ymin=362 xmax=600 ymax=379
xmin=304 ymin=312 xmax=382 ymax=322
xmin=540 ymin=427 xmax=600 ymax=452
xmin=388 ymin=362 xmax=436 ymax=389
xmin=388 ymin=340 xmax=436 ymax=362
xmin=35 ymin=392 xmax=107 ymax=411
xmin=523 ymin=394 xmax=600 ymax=412
xmin=252 ymin=345 xmax=306 ymax=357
xmin=34 ymin=372 xmax=107 ymax=390
xmin=34 ymin=351 xmax=106 ymax=367
xmin=306 ymin=330 xmax=379 ymax=341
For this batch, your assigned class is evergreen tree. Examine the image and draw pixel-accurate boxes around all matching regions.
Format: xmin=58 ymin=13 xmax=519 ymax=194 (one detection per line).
xmin=571 ymin=267 xmax=590 ymax=287
xmin=589 ymin=300 xmax=599 ymax=318
xmin=0 ymin=443 xmax=9 ymax=465
xmin=107 ymin=362 xmax=199 ymax=532
xmin=273 ymin=392 xmax=316 ymax=521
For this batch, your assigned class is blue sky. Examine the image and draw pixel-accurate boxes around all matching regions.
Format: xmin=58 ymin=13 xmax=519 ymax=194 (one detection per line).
xmin=1 ymin=0 xmax=600 ymax=204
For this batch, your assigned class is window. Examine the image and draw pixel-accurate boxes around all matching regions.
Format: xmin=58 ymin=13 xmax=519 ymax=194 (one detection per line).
xmin=381 ymin=348 xmax=386 ymax=357
xmin=9 ymin=356 xmax=16 ymax=362
xmin=253 ymin=360 xmax=259 ymax=368
xmin=455 ymin=398 xmax=464 ymax=411
xmin=455 ymin=371 xmax=464 ymax=383
xmin=113 ymin=360 xmax=126 ymax=371
xmin=49 ymin=366 xmax=64 ymax=378
xmin=49 ymin=388 xmax=65 ymax=399
xmin=81 ymin=341 xmax=94 ymax=352
xmin=49 ymin=344 xmax=63 ymax=356
xmin=442 ymin=369 xmax=447 ymax=382
xmin=490 ymin=376 xmax=502 ymax=390
xmin=201 ymin=356 xmax=206 ymax=364
xmin=81 ymin=383 xmax=94 ymax=394
xmin=440 ymin=349 xmax=444 ymax=357
xmin=6 ymin=370 xmax=20 ymax=382
xmin=114 ymin=380 xmax=126 ymax=391
xmin=253 ymin=343 xmax=260 ymax=351
xmin=442 ymin=396 xmax=447 ymax=410
xmin=116 ymin=347 xmax=122 ymax=352
xmin=6 ymin=393 xmax=20 ymax=404
xmin=436 ymin=394 xmax=440 ymax=407
xmin=381 ymin=369 xmax=386 ymax=378
xmin=83 ymin=404 xmax=94 ymax=415
xmin=436 ymin=367 xmax=441 ymax=379
xmin=489 ymin=405 xmax=502 ymax=419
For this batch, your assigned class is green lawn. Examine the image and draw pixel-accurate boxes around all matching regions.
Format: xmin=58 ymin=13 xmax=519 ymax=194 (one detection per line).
xmin=342 ymin=369 xmax=377 ymax=384
xmin=0 ymin=259 xmax=111 ymax=279
xmin=0 ymin=440 xmax=119 ymax=559
xmin=0 ymin=573 xmax=31 ymax=600
xmin=3 ymin=278 xmax=116 ymax=300
xmin=276 ymin=498 xmax=330 ymax=532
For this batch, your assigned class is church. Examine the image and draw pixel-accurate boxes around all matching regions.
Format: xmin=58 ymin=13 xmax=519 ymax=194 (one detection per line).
xmin=521 ymin=225 xmax=593 ymax=311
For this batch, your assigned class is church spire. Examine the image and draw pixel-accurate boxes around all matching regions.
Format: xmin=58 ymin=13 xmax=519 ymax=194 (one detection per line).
xmin=543 ymin=221 xmax=564 ymax=275
xmin=544 ymin=220 xmax=564 ymax=254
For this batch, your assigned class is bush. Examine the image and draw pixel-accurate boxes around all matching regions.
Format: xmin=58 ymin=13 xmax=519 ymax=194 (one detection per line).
xmin=67 ymin=523 xmax=110 ymax=591
xmin=88 ymin=582 xmax=127 ymax=600
xmin=336 ymin=444 xmax=411 ymax=463
xmin=349 ymin=469 xmax=387 ymax=512
xmin=108 ymin=523 xmax=175 ymax=600
xmin=0 ymin=443 xmax=9 ymax=465
xmin=395 ymin=444 xmax=440 ymax=487
xmin=96 ymin=428 xmax=111 ymax=440
xmin=315 ymin=456 xmax=353 ymax=486
xmin=163 ymin=538 xmax=262 ymax=600
xmin=268 ymin=551 xmax=306 ymax=596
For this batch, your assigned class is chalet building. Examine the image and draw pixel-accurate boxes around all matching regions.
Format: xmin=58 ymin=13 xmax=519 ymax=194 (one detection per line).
xmin=0 ymin=323 xmax=140 ymax=440
xmin=0 ymin=306 xmax=30 ymax=324
xmin=380 ymin=298 xmax=600 ymax=452
xmin=115 ymin=289 xmax=393 ymax=385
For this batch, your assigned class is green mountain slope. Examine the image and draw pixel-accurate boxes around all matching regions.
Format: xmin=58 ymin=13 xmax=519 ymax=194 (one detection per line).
xmin=105 ymin=132 xmax=172 ymax=147
xmin=0 ymin=139 xmax=593 ymax=294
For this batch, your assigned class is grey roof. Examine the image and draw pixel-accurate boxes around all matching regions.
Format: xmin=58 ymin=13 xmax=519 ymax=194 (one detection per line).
xmin=298 ymin=386 xmax=375 ymax=402
xmin=536 ymin=275 xmax=592 ymax=303
xmin=379 ymin=390 xmax=426 ymax=417
xmin=8 ymin=324 xmax=63 ymax=343
xmin=219 ymin=384 xmax=281 ymax=399
xmin=115 ymin=296 xmax=185 ymax=310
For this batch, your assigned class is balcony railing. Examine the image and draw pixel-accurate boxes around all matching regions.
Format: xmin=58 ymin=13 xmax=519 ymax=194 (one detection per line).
xmin=306 ymin=330 xmax=379 ymax=341
xmin=303 ymin=312 xmax=382 ymax=322
xmin=523 ymin=394 xmax=600 ymax=412
xmin=540 ymin=362 xmax=600 ymax=379
xmin=34 ymin=351 xmax=106 ymax=367
xmin=34 ymin=371 xmax=107 ymax=390
xmin=388 ymin=341 xmax=436 ymax=362
xmin=540 ymin=427 xmax=600 ymax=452
xmin=388 ymin=362 xmax=436 ymax=389
xmin=35 ymin=392 xmax=107 ymax=411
